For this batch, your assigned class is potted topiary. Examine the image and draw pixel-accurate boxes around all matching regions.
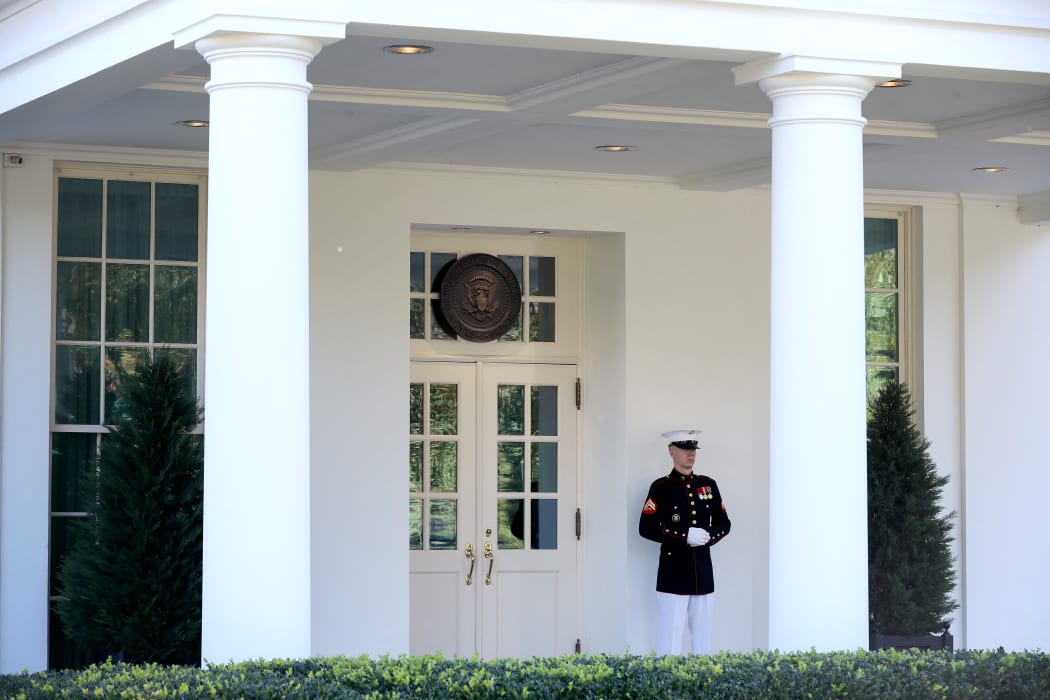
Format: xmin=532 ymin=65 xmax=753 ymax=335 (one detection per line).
xmin=55 ymin=351 xmax=203 ymax=665
xmin=867 ymin=381 xmax=957 ymax=650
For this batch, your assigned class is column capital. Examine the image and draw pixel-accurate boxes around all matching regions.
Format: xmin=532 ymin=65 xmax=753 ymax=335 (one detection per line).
xmin=174 ymin=14 xmax=345 ymax=51
xmin=733 ymin=53 xmax=902 ymax=87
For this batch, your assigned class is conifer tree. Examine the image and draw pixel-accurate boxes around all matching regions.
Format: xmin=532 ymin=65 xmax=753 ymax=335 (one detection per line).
xmin=867 ymin=381 xmax=957 ymax=636
xmin=56 ymin=351 xmax=203 ymax=665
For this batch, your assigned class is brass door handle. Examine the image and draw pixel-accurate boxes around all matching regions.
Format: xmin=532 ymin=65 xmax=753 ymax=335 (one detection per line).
xmin=465 ymin=542 xmax=475 ymax=586
xmin=483 ymin=540 xmax=494 ymax=585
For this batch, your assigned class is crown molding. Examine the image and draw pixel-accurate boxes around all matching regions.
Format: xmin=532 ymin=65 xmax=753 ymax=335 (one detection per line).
xmin=1 ymin=141 xmax=208 ymax=169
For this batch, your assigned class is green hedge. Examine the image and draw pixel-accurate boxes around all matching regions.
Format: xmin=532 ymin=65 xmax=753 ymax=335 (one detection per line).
xmin=3 ymin=650 xmax=1049 ymax=699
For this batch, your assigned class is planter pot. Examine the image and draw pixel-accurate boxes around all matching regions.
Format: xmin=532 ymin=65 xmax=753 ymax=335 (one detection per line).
xmin=870 ymin=623 xmax=953 ymax=651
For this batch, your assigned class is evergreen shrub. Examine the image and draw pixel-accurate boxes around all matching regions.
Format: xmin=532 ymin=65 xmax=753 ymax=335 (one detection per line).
xmin=55 ymin=351 xmax=203 ymax=665
xmin=867 ymin=381 xmax=957 ymax=637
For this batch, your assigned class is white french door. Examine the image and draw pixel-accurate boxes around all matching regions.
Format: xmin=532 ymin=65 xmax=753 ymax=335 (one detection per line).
xmin=409 ymin=361 xmax=578 ymax=658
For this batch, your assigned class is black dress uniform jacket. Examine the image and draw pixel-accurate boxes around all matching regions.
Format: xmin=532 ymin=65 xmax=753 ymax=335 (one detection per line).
xmin=639 ymin=470 xmax=731 ymax=595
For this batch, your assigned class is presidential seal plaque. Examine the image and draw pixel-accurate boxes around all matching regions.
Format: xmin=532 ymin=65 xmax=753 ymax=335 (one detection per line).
xmin=437 ymin=253 xmax=522 ymax=342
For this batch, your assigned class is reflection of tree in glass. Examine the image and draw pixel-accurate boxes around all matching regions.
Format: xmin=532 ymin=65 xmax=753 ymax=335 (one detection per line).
xmin=409 ymin=299 xmax=425 ymax=339
xmin=497 ymin=385 xmax=523 ymax=435
xmin=106 ymin=264 xmax=149 ymax=342
xmin=497 ymin=442 xmax=524 ymax=491
xmin=408 ymin=499 xmax=423 ymax=550
xmin=57 ymin=262 xmax=101 ymax=340
xmin=429 ymin=442 xmax=458 ymax=492
xmin=429 ymin=500 xmax=457 ymax=550
xmin=155 ymin=267 xmax=197 ymax=344
xmin=865 ymin=292 xmax=898 ymax=361
xmin=429 ymin=384 xmax=458 ymax=435
xmin=56 ymin=346 xmax=101 ymax=425
xmin=409 ymin=384 xmax=423 ymax=434
xmin=409 ymin=441 xmax=423 ymax=492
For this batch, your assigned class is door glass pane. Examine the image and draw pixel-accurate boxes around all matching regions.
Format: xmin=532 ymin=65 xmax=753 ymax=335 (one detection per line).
xmin=409 ymin=441 xmax=423 ymax=491
xmin=105 ymin=347 xmax=148 ymax=423
xmin=410 ymin=252 xmax=425 ymax=292
xmin=865 ymin=292 xmax=899 ymax=362
xmin=864 ymin=218 xmax=898 ymax=289
xmin=531 ymin=442 xmax=558 ymax=493
xmin=499 ymin=303 xmax=523 ymax=342
xmin=430 ymin=253 xmax=456 ymax=290
xmin=155 ymin=183 xmax=199 ymax=262
xmin=106 ymin=180 xmax=150 ymax=260
xmin=499 ymin=498 xmax=525 ymax=550
xmin=429 ymin=384 xmax=458 ymax=435
xmin=499 ymin=255 xmax=523 ymax=288
xmin=529 ymin=302 xmax=556 ymax=342
xmin=431 ymin=303 xmax=453 ymax=339
xmin=531 ymin=498 xmax=557 ymax=550
xmin=56 ymin=262 xmax=101 ymax=341
xmin=50 ymin=432 xmax=96 ymax=513
xmin=106 ymin=264 xmax=149 ymax=342
xmin=410 ymin=299 xmax=425 ymax=339
xmin=497 ymin=384 xmax=524 ymax=434
xmin=429 ymin=499 xmax=457 ymax=550
xmin=155 ymin=266 xmax=198 ymax=343
xmin=55 ymin=345 xmax=100 ymax=425
xmin=497 ymin=442 xmax=524 ymax=492
xmin=866 ymin=366 xmax=899 ymax=412
xmin=409 ymin=499 xmax=423 ymax=550
xmin=57 ymin=178 xmax=102 ymax=258
xmin=529 ymin=256 xmax=555 ymax=296
xmin=530 ymin=385 xmax=558 ymax=436
xmin=429 ymin=441 xmax=458 ymax=492
xmin=409 ymin=383 xmax=423 ymax=434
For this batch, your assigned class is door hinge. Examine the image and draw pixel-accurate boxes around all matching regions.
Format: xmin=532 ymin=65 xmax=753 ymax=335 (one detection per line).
xmin=575 ymin=638 xmax=581 ymax=654
xmin=575 ymin=507 xmax=581 ymax=540
xmin=575 ymin=378 xmax=581 ymax=410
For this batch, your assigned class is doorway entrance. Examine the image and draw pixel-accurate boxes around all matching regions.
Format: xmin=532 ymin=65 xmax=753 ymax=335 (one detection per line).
xmin=409 ymin=361 xmax=578 ymax=657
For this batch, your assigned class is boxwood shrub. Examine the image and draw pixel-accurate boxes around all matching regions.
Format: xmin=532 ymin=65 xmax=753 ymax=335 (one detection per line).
xmin=2 ymin=649 xmax=1048 ymax=699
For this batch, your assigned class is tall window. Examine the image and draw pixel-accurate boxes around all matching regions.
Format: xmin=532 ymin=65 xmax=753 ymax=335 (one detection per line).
xmin=864 ymin=209 xmax=910 ymax=406
xmin=49 ymin=166 xmax=205 ymax=669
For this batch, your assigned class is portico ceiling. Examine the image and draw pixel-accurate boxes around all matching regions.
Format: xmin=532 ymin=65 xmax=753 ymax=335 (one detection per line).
xmin=1 ymin=1 xmax=1049 ymax=200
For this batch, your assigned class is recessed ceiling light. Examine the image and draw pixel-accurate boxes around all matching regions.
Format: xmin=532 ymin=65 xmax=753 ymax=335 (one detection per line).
xmin=594 ymin=145 xmax=636 ymax=152
xmin=383 ymin=44 xmax=433 ymax=55
xmin=876 ymin=79 xmax=912 ymax=88
xmin=530 ymin=230 xmax=551 ymax=235
xmin=175 ymin=120 xmax=209 ymax=128
xmin=972 ymin=166 xmax=1009 ymax=173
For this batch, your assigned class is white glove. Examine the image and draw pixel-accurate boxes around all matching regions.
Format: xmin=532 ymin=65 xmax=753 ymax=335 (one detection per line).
xmin=687 ymin=527 xmax=711 ymax=547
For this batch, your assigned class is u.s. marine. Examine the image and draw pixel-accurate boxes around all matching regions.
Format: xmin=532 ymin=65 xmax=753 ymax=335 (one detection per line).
xmin=639 ymin=429 xmax=731 ymax=655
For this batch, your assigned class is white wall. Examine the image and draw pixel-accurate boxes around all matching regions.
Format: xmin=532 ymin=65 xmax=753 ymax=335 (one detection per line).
xmin=620 ymin=188 xmax=770 ymax=653
xmin=581 ymin=231 xmax=628 ymax=653
xmin=305 ymin=170 xmax=772 ymax=655
xmin=914 ymin=199 xmax=966 ymax=647
xmin=0 ymin=154 xmax=55 ymax=673
xmin=959 ymin=198 xmax=1050 ymax=651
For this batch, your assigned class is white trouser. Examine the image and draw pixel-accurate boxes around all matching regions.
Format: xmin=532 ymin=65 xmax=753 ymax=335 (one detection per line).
xmin=655 ymin=592 xmax=713 ymax=655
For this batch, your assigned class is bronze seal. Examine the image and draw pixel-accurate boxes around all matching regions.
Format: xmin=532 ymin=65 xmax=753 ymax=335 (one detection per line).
xmin=436 ymin=253 xmax=522 ymax=342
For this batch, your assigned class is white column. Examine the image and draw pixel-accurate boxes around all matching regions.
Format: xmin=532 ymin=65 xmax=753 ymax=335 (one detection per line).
xmin=196 ymin=33 xmax=320 ymax=663
xmin=736 ymin=56 xmax=899 ymax=651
